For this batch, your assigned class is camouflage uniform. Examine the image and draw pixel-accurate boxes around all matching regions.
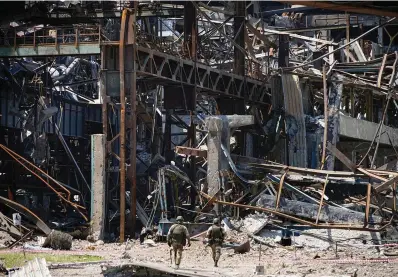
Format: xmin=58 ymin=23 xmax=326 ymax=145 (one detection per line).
xmin=167 ymin=216 xmax=190 ymax=269
xmin=207 ymin=218 xmax=226 ymax=267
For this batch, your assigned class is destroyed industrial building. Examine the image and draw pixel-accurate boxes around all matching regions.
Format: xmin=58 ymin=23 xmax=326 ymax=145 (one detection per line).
xmin=1 ymin=1 xmax=398 ymax=276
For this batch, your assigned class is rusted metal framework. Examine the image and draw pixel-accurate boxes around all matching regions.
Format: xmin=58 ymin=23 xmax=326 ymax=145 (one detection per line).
xmin=100 ymin=1 xmax=276 ymax=241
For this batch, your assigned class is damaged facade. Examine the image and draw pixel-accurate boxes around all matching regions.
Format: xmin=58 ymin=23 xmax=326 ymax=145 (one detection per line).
xmin=1 ymin=1 xmax=398 ymax=275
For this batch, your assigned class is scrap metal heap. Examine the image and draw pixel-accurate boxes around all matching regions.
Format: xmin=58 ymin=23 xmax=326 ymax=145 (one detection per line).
xmin=0 ymin=1 xmax=398 ymax=252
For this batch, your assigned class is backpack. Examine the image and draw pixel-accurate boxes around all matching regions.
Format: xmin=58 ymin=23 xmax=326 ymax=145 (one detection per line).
xmin=170 ymin=224 xmax=187 ymax=246
xmin=209 ymin=225 xmax=224 ymax=244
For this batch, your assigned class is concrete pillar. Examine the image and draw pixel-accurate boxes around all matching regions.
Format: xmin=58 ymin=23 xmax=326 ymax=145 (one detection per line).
xmin=91 ymin=134 xmax=106 ymax=240
xmin=205 ymin=115 xmax=254 ymax=215
xmin=206 ymin=117 xmax=223 ymax=215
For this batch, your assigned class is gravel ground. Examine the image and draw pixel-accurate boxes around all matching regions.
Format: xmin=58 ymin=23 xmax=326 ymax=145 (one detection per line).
xmin=2 ymin=228 xmax=397 ymax=277
xmin=44 ymin=232 xmax=398 ymax=277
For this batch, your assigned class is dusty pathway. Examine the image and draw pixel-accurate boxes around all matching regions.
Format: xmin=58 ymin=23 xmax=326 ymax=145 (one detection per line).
xmin=38 ymin=240 xmax=398 ymax=277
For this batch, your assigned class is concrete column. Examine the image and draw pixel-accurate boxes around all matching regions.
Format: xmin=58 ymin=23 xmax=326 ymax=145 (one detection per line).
xmin=205 ymin=115 xmax=254 ymax=215
xmin=206 ymin=117 xmax=223 ymax=215
xmin=206 ymin=117 xmax=222 ymax=195
xmin=91 ymin=134 xmax=106 ymax=240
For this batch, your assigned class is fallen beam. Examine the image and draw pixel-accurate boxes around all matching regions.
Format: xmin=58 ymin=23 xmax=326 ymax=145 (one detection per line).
xmin=250 ymin=163 xmax=395 ymax=178
xmin=326 ymin=142 xmax=357 ymax=172
xmin=375 ymin=175 xmax=398 ymax=193
xmin=0 ymin=196 xmax=51 ymax=235
xmin=257 ymin=194 xmax=382 ymax=225
xmin=199 ymin=192 xmax=389 ymax=231
xmin=258 ymin=25 xmax=338 ymax=45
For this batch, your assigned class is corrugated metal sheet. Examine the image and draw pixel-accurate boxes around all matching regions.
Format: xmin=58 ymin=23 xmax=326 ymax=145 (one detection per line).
xmin=9 ymin=258 xmax=51 ymax=277
xmin=0 ymin=91 xmax=103 ymax=138
xmin=281 ymin=73 xmax=307 ymax=167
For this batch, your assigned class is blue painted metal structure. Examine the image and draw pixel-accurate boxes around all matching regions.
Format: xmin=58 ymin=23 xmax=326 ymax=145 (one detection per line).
xmin=0 ymin=91 xmax=103 ymax=137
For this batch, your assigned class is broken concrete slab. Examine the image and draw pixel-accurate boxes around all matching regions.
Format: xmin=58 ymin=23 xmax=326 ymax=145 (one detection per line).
xmin=242 ymin=213 xmax=270 ymax=234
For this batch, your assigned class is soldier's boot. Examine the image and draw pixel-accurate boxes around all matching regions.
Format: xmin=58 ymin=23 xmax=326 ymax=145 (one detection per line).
xmin=214 ymin=260 xmax=218 ymax=267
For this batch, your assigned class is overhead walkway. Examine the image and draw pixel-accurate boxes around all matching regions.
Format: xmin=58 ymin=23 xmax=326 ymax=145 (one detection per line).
xmin=0 ymin=25 xmax=107 ymax=57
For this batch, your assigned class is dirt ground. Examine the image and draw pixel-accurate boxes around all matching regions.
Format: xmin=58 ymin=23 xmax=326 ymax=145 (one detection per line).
xmin=40 ymin=237 xmax=398 ymax=277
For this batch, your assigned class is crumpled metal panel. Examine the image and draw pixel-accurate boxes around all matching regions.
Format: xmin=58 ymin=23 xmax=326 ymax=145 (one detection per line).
xmin=281 ymin=73 xmax=308 ymax=168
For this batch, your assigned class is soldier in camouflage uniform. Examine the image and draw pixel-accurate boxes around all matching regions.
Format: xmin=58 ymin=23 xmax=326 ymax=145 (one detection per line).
xmin=206 ymin=218 xmax=226 ymax=267
xmin=167 ymin=216 xmax=191 ymax=269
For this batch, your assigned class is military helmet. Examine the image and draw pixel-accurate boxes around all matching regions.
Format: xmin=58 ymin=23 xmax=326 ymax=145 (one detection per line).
xmin=213 ymin=218 xmax=220 ymax=224
xmin=176 ymin=216 xmax=184 ymax=223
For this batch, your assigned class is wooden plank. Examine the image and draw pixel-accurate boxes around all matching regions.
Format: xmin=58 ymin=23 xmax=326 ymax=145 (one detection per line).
xmin=315 ymin=174 xmax=329 ymax=224
xmin=364 ymin=183 xmax=372 ymax=227
xmin=326 ymin=142 xmax=357 ymax=172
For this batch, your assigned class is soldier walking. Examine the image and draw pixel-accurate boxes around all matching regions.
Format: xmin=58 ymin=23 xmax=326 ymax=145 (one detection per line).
xmin=207 ymin=218 xmax=226 ymax=267
xmin=167 ymin=216 xmax=191 ymax=269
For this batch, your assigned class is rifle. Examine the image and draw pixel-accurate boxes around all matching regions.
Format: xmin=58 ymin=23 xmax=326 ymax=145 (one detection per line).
xmin=169 ymin=247 xmax=173 ymax=265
